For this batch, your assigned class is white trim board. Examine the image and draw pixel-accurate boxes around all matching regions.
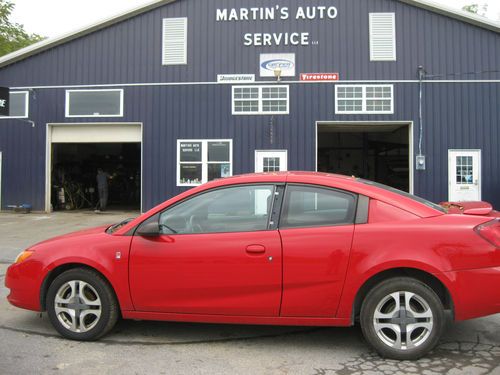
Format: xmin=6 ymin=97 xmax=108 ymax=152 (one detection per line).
xmin=10 ymin=79 xmax=500 ymax=91
xmin=315 ymin=121 xmax=414 ymax=194
xmin=45 ymin=122 xmax=144 ymax=213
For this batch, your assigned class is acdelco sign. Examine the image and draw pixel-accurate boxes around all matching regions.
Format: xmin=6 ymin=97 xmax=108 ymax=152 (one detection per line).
xmin=260 ymin=54 xmax=296 ymax=77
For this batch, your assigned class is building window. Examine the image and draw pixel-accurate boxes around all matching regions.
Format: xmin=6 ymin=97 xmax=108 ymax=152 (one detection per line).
xmin=456 ymin=156 xmax=473 ymax=184
xmin=369 ymin=13 xmax=396 ymax=61
xmin=65 ymin=89 xmax=124 ymax=117
xmin=232 ymin=85 xmax=289 ymax=115
xmin=177 ymin=140 xmax=232 ymax=186
xmin=263 ymin=157 xmax=281 ymax=172
xmin=162 ymin=17 xmax=187 ymax=65
xmin=336 ymin=85 xmax=393 ymax=114
xmin=0 ymin=91 xmax=29 ymax=118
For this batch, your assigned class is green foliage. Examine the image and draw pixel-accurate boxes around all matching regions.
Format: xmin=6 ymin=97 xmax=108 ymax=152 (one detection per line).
xmin=0 ymin=0 xmax=44 ymax=57
xmin=462 ymin=3 xmax=489 ymax=17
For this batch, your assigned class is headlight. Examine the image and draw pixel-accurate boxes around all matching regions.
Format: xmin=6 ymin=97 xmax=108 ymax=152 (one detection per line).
xmin=14 ymin=250 xmax=34 ymax=264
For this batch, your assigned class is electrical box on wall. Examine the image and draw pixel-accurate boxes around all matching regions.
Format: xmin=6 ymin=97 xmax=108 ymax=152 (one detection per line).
xmin=416 ymin=155 xmax=426 ymax=170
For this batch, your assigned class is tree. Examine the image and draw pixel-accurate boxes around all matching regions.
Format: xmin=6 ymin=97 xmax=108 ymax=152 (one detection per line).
xmin=0 ymin=0 xmax=44 ymax=57
xmin=462 ymin=3 xmax=489 ymax=17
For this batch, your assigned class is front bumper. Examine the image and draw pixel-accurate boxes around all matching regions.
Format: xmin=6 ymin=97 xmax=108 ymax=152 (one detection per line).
xmin=447 ymin=266 xmax=500 ymax=321
xmin=5 ymin=260 xmax=44 ymax=312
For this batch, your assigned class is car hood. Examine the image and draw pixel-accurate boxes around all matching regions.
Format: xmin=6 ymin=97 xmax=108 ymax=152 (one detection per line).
xmin=30 ymin=225 xmax=111 ymax=248
xmin=440 ymin=201 xmax=500 ymax=217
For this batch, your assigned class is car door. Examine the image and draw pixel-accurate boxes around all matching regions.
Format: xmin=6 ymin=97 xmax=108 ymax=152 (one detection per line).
xmin=129 ymin=184 xmax=282 ymax=316
xmin=279 ymin=184 xmax=356 ymax=317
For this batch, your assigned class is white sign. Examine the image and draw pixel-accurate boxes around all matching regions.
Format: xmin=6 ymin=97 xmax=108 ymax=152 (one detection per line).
xmin=217 ymin=74 xmax=255 ymax=84
xmin=260 ymin=53 xmax=295 ymax=77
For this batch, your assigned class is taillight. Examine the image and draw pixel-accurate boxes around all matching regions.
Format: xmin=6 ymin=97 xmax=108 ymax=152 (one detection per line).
xmin=475 ymin=219 xmax=500 ymax=248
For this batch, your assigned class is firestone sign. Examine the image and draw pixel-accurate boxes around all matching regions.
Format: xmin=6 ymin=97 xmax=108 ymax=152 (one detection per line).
xmin=216 ymin=5 xmax=338 ymax=47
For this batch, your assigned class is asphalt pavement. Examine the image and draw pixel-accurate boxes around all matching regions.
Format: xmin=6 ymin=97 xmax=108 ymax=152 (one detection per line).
xmin=0 ymin=211 xmax=499 ymax=375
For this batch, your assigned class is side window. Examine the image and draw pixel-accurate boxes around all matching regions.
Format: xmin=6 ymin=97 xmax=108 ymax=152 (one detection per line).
xmin=159 ymin=185 xmax=275 ymax=234
xmin=280 ymin=185 xmax=356 ymax=228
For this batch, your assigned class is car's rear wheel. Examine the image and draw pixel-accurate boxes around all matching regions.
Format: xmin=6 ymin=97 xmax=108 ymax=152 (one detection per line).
xmin=360 ymin=277 xmax=445 ymax=360
xmin=46 ymin=268 xmax=118 ymax=340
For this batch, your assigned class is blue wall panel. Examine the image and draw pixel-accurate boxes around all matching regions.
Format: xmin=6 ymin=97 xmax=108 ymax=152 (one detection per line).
xmin=0 ymin=0 xmax=499 ymax=211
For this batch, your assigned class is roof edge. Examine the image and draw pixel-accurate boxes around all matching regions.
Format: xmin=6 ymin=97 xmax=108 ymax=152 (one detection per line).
xmin=0 ymin=0 xmax=176 ymax=69
xmin=399 ymin=0 xmax=500 ymax=33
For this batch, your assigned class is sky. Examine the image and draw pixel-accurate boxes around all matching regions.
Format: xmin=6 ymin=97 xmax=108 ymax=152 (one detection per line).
xmin=10 ymin=0 xmax=500 ymax=38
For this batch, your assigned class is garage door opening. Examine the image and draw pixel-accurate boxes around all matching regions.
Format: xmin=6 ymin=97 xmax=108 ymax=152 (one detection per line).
xmin=317 ymin=123 xmax=412 ymax=192
xmin=46 ymin=123 xmax=142 ymax=212
xmin=51 ymin=143 xmax=141 ymax=211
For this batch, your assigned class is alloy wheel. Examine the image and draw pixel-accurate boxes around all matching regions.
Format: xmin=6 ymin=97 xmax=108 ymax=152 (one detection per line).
xmin=54 ymin=280 xmax=102 ymax=333
xmin=373 ymin=291 xmax=434 ymax=350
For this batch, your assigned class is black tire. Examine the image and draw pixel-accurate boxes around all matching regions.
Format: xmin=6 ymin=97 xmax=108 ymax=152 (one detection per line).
xmin=46 ymin=268 xmax=119 ymax=341
xmin=360 ymin=277 xmax=445 ymax=360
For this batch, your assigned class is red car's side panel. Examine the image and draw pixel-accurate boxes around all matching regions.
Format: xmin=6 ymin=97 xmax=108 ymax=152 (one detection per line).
xmin=368 ymin=199 xmax=420 ymax=223
xmin=336 ymin=214 xmax=498 ymax=321
xmin=129 ymin=231 xmax=282 ymax=316
xmin=121 ymin=310 xmax=352 ymax=327
xmin=445 ymin=267 xmax=500 ymax=320
xmin=279 ymin=225 xmax=354 ymax=317
xmin=6 ymin=229 xmax=134 ymax=312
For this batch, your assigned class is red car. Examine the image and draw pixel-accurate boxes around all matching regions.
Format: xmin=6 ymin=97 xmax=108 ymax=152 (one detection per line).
xmin=5 ymin=172 xmax=500 ymax=360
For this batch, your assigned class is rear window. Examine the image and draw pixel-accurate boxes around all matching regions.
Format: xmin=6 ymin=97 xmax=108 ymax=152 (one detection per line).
xmin=358 ymin=179 xmax=446 ymax=213
xmin=281 ymin=185 xmax=356 ymax=228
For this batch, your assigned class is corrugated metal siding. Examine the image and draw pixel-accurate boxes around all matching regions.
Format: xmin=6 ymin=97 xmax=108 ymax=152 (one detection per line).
xmin=0 ymin=0 xmax=499 ymax=211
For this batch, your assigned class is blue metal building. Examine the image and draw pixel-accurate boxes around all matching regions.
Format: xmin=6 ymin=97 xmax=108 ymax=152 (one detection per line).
xmin=0 ymin=0 xmax=498 ymax=212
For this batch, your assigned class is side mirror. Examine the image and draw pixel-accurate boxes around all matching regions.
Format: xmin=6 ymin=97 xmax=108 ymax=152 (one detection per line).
xmin=136 ymin=222 xmax=160 ymax=237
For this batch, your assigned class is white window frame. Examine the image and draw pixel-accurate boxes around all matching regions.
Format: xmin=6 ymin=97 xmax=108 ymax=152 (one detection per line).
xmin=162 ymin=17 xmax=188 ymax=66
xmin=65 ymin=89 xmax=124 ymax=118
xmin=335 ymin=85 xmax=394 ymax=114
xmin=177 ymin=139 xmax=233 ymax=187
xmin=232 ymin=85 xmax=289 ymax=115
xmin=369 ymin=13 xmax=397 ymax=62
xmin=0 ymin=91 xmax=29 ymax=119
xmin=254 ymin=150 xmax=288 ymax=173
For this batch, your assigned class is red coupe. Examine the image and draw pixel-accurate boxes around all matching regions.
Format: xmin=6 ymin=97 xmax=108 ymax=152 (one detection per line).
xmin=5 ymin=172 xmax=500 ymax=360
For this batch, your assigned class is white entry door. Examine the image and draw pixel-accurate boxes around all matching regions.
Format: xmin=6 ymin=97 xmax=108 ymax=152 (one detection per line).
xmin=448 ymin=150 xmax=481 ymax=202
xmin=255 ymin=150 xmax=288 ymax=172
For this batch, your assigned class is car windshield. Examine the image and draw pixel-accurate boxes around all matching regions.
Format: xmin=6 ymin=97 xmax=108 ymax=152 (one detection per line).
xmin=358 ymin=179 xmax=447 ymax=213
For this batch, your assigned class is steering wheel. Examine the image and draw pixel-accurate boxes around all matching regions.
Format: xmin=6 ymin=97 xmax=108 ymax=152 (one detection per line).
xmin=188 ymin=215 xmax=204 ymax=233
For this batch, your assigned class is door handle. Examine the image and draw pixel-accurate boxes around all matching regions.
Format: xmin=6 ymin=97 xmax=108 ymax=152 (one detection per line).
xmin=246 ymin=245 xmax=266 ymax=254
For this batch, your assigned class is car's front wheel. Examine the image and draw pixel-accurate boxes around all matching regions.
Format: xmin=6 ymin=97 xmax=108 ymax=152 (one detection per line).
xmin=46 ymin=268 xmax=118 ymax=340
xmin=360 ymin=277 xmax=445 ymax=360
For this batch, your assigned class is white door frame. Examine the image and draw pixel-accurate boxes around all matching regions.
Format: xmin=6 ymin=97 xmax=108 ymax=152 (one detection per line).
xmin=448 ymin=149 xmax=481 ymax=201
xmin=315 ymin=121 xmax=414 ymax=194
xmin=45 ymin=122 xmax=144 ymax=213
xmin=254 ymin=150 xmax=288 ymax=172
